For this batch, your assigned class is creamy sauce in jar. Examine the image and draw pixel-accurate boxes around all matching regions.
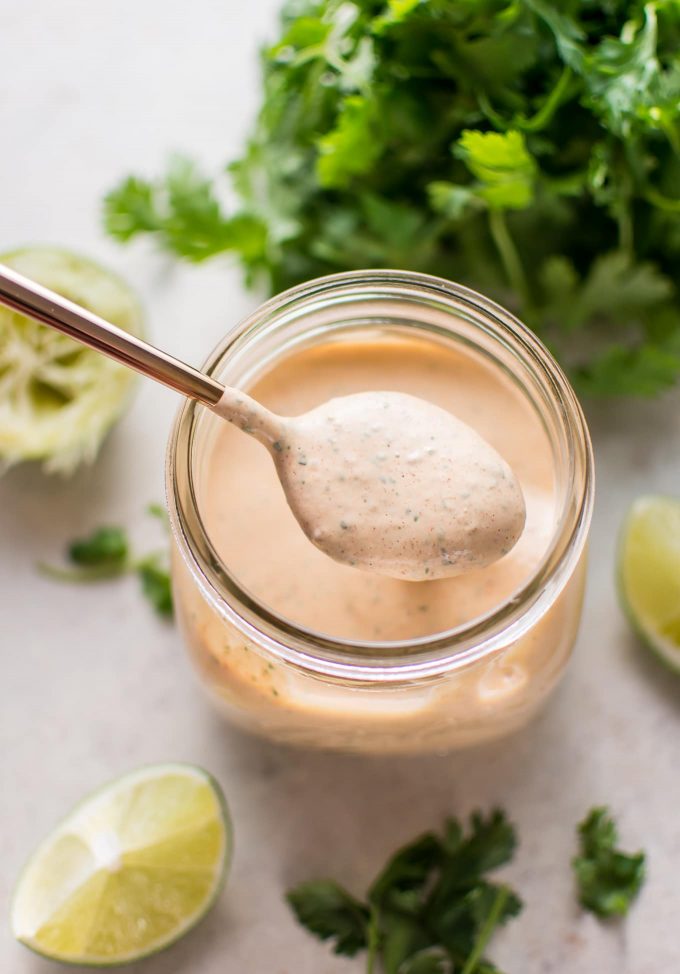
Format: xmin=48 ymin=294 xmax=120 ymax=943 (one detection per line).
xmin=199 ymin=335 xmax=556 ymax=642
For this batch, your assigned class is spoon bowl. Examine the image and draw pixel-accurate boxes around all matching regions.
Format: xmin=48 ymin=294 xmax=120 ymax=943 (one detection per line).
xmin=272 ymin=390 xmax=526 ymax=580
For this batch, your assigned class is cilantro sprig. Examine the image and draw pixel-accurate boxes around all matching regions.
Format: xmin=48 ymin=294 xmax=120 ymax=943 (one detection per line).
xmin=39 ymin=504 xmax=173 ymax=619
xmin=572 ymin=807 xmax=646 ymax=919
xmin=105 ymin=0 xmax=680 ymax=397
xmin=287 ymin=810 xmax=522 ymax=974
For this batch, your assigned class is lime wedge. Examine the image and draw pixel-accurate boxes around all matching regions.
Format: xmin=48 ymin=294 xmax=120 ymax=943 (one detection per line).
xmin=0 ymin=246 xmax=143 ymax=474
xmin=11 ymin=764 xmax=231 ymax=966
xmin=618 ymin=495 xmax=680 ymax=673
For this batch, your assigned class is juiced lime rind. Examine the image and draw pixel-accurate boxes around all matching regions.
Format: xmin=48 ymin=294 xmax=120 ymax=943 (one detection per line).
xmin=618 ymin=495 xmax=680 ymax=674
xmin=11 ymin=763 xmax=231 ymax=967
xmin=0 ymin=246 xmax=143 ymax=474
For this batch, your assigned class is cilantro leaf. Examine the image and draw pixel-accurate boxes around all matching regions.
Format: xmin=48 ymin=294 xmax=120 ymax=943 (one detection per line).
xmin=105 ymin=158 xmax=267 ymax=264
xmin=540 ymin=251 xmax=680 ymax=394
xmin=427 ymin=183 xmax=482 ymax=222
xmin=444 ymin=809 xmax=518 ymax=879
xmin=68 ymin=526 xmax=129 ymax=569
xmin=147 ymin=502 xmax=170 ymax=528
xmin=369 ymin=832 xmax=443 ymax=914
xmin=380 ymin=910 xmax=433 ymax=974
xmin=554 ymin=251 xmax=673 ymax=333
xmin=373 ymin=0 xmax=423 ymax=33
xmin=136 ymin=557 xmax=173 ymax=619
xmin=455 ymin=131 xmax=536 ymax=210
xmin=286 ymin=879 xmax=370 ymax=956
xmin=572 ymin=807 xmax=646 ymax=918
xmin=316 ymin=95 xmax=382 ymax=188
xmin=269 ymin=15 xmax=331 ymax=56
xmin=580 ymin=4 xmax=661 ymax=137
xmin=426 ymin=881 xmax=521 ymax=966
xmin=398 ymin=946 xmax=452 ymax=974
xmin=522 ymin=0 xmax=586 ymax=73
xmin=575 ymin=338 xmax=680 ymax=397
xmin=103 ymin=178 xmax=161 ymax=242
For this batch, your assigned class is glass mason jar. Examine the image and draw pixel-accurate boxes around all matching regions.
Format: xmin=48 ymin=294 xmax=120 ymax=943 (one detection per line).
xmin=167 ymin=271 xmax=594 ymax=754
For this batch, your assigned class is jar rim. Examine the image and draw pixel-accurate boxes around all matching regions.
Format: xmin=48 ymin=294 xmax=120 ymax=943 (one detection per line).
xmin=167 ymin=270 xmax=594 ymax=682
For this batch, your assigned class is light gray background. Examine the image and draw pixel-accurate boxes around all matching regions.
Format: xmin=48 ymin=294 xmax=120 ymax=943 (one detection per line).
xmin=1 ymin=3 xmax=679 ymax=972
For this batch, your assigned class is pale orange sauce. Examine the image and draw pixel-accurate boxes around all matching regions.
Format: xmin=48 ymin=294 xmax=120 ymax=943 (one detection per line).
xmin=199 ymin=336 xmax=556 ymax=642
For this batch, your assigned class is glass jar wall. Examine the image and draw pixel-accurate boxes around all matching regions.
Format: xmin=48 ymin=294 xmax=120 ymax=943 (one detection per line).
xmin=167 ymin=271 xmax=593 ymax=754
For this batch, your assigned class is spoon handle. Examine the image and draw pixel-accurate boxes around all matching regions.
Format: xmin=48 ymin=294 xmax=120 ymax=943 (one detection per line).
xmin=0 ymin=263 xmax=224 ymax=406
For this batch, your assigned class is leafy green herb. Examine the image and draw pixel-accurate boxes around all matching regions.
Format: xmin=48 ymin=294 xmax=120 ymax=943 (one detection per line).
xmin=286 ymin=880 xmax=371 ymax=956
xmin=572 ymin=807 xmax=646 ymax=918
xmin=39 ymin=507 xmax=173 ymax=619
xmin=287 ymin=810 xmax=521 ymax=974
xmin=398 ymin=947 xmax=452 ymax=974
xmin=68 ymin=527 xmax=129 ymax=570
xmin=105 ymin=0 xmax=680 ymax=397
xmin=136 ymin=556 xmax=174 ymax=619
xmin=146 ymin=501 xmax=171 ymax=532
xmin=455 ymin=131 xmax=536 ymax=212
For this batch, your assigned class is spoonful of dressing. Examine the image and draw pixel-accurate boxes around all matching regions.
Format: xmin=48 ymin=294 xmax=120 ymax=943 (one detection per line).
xmin=0 ymin=265 xmax=525 ymax=580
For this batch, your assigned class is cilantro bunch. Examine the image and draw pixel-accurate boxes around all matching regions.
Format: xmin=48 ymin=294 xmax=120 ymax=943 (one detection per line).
xmin=105 ymin=0 xmax=680 ymax=397
xmin=285 ymin=805 xmax=648 ymax=972
xmin=287 ymin=810 xmax=521 ymax=973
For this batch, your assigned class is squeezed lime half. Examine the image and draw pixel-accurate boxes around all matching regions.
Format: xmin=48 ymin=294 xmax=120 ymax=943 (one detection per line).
xmin=11 ymin=763 xmax=231 ymax=966
xmin=0 ymin=246 xmax=143 ymax=473
xmin=618 ymin=495 xmax=680 ymax=673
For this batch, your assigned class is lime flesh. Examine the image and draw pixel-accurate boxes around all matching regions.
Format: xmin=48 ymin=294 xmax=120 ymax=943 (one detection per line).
xmin=0 ymin=246 xmax=143 ymax=474
xmin=11 ymin=763 xmax=231 ymax=966
xmin=619 ymin=495 xmax=680 ymax=673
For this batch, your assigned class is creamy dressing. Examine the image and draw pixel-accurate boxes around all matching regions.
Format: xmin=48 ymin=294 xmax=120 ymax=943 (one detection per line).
xmin=271 ymin=390 xmax=524 ymax=580
xmin=199 ymin=336 xmax=556 ymax=642
xmin=214 ymin=377 xmax=525 ymax=581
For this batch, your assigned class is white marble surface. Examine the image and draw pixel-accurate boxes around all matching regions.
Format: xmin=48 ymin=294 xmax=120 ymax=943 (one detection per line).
xmin=1 ymin=3 xmax=680 ymax=972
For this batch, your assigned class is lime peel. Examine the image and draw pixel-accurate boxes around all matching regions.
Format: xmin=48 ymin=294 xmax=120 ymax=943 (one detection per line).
xmin=0 ymin=246 xmax=143 ymax=474
xmin=11 ymin=763 xmax=231 ymax=966
xmin=618 ymin=495 xmax=680 ymax=674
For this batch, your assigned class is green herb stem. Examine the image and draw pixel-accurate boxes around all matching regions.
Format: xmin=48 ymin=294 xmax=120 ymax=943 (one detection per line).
xmin=479 ymin=66 xmax=573 ymax=134
xmin=365 ymin=909 xmax=380 ymax=974
xmin=37 ymin=562 xmax=130 ymax=583
xmin=519 ymin=67 xmax=573 ymax=132
xmin=476 ymin=92 xmax=508 ymax=131
xmin=617 ymin=203 xmax=634 ymax=260
xmin=460 ymin=886 xmax=509 ymax=974
xmin=644 ymin=187 xmax=680 ymax=213
xmin=660 ymin=118 xmax=680 ymax=156
xmin=615 ymin=165 xmax=635 ymax=259
xmin=487 ymin=209 xmax=532 ymax=314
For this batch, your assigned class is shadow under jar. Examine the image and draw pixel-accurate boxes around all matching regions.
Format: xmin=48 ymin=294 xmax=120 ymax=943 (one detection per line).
xmin=167 ymin=271 xmax=594 ymax=755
